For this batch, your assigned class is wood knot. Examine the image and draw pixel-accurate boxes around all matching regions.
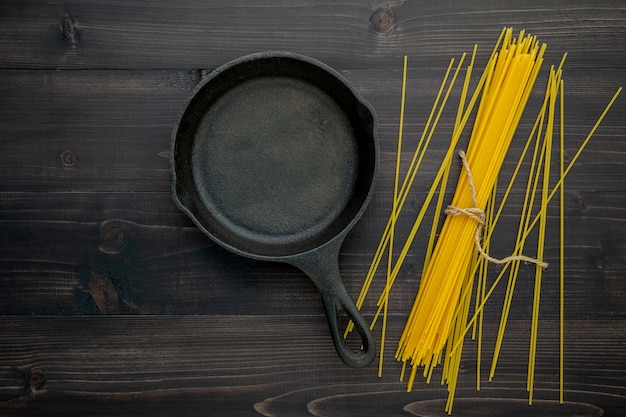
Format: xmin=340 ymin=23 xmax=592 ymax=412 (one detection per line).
xmin=28 ymin=368 xmax=46 ymax=392
xmin=60 ymin=150 xmax=76 ymax=168
xmin=99 ymin=222 xmax=127 ymax=255
xmin=369 ymin=8 xmax=396 ymax=34
xmin=88 ymin=274 xmax=120 ymax=314
xmin=60 ymin=13 xmax=81 ymax=46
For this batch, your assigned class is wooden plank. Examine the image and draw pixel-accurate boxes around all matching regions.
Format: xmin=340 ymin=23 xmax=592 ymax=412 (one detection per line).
xmin=0 ymin=188 xmax=625 ymax=317
xmin=0 ymin=0 xmax=625 ymax=70
xmin=0 ymin=67 xmax=623 ymax=192
xmin=0 ymin=70 xmax=197 ymax=192
xmin=0 ymin=316 xmax=624 ymax=416
xmin=0 ymin=192 xmax=322 ymax=315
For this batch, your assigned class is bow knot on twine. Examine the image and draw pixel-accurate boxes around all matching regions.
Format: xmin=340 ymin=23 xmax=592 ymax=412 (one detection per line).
xmin=444 ymin=150 xmax=548 ymax=269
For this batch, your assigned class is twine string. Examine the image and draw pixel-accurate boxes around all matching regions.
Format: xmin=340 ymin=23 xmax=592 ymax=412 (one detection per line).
xmin=444 ymin=150 xmax=548 ymax=269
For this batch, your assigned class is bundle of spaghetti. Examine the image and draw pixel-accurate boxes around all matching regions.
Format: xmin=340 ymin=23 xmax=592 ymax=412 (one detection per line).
xmin=444 ymin=69 xmax=621 ymax=409
xmin=347 ymin=26 xmax=621 ymax=414
xmin=396 ymin=28 xmax=546 ymax=390
xmin=347 ymin=29 xmax=502 ymax=372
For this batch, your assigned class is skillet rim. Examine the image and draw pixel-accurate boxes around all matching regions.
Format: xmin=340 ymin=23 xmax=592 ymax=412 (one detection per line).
xmin=170 ymin=51 xmax=379 ymax=261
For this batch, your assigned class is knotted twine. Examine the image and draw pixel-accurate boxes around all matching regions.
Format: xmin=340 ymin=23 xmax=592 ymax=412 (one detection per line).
xmin=444 ymin=150 xmax=548 ymax=269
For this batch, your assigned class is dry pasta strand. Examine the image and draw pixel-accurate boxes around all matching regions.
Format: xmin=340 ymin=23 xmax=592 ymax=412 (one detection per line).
xmin=559 ymin=78 xmax=566 ymax=404
xmin=528 ymin=65 xmax=560 ymax=403
xmin=345 ymin=57 xmax=459 ymax=337
xmin=379 ymin=55 xmax=409 ymax=377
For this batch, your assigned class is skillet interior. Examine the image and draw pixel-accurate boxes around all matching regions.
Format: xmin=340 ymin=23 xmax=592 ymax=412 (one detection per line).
xmin=172 ymin=53 xmax=377 ymax=258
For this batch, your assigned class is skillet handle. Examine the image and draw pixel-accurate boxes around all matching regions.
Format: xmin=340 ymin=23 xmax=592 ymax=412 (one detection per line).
xmin=293 ymin=243 xmax=376 ymax=368
xmin=320 ymin=277 xmax=376 ymax=368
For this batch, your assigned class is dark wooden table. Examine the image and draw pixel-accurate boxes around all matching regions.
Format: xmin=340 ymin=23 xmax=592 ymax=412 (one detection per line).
xmin=2 ymin=1 xmax=625 ymax=416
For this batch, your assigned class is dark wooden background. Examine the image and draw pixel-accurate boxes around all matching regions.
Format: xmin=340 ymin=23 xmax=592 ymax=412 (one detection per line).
xmin=1 ymin=1 xmax=625 ymax=416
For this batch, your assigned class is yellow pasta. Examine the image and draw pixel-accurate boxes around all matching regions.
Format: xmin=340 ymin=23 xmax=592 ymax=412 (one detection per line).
xmin=447 ymin=75 xmax=620 ymax=409
xmin=559 ymin=78 xmax=565 ymax=404
xmin=351 ymin=26 xmax=621 ymax=414
xmin=396 ymin=31 xmax=546 ymax=400
xmin=529 ymin=65 xmax=560 ymax=404
xmin=490 ymin=87 xmax=550 ymax=381
xmin=346 ymin=57 xmax=459 ymax=337
xmin=379 ymin=55 xmax=408 ymax=377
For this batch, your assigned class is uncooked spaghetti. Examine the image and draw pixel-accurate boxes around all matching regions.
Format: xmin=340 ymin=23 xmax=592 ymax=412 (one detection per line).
xmin=396 ymin=30 xmax=546 ymax=394
xmin=350 ymin=26 xmax=621 ymax=414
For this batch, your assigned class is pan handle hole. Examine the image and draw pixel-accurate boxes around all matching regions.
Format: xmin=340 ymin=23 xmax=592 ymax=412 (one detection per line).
xmin=336 ymin=307 xmax=366 ymax=352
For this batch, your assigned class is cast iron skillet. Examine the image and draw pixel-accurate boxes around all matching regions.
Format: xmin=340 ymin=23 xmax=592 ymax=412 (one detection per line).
xmin=171 ymin=52 xmax=378 ymax=367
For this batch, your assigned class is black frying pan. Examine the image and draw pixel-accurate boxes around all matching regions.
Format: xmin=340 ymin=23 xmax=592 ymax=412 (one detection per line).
xmin=170 ymin=52 xmax=378 ymax=367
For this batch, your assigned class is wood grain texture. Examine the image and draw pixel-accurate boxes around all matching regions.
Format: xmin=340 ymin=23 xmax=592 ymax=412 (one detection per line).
xmin=1 ymin=189 xmax=625 ymax=318
xmin=0 ymin=0 xmax=625 ymax=70
xmin=1 ymin=0 xmax=625 ymax=415
xmin=0 ymin=317 xmax=624 ymax=416
xmin=0 ymin=68 xmax=623 ymax=192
